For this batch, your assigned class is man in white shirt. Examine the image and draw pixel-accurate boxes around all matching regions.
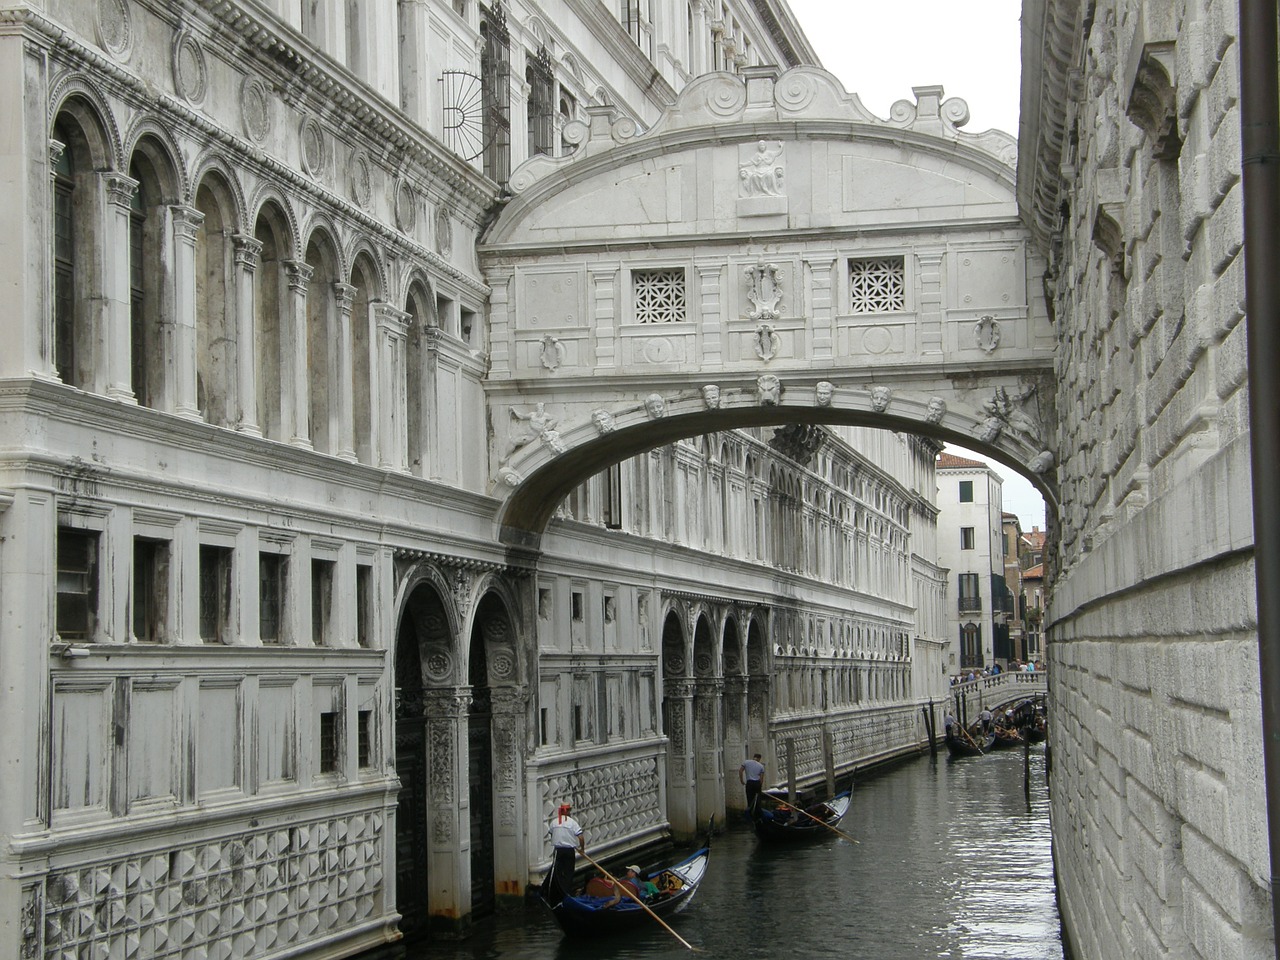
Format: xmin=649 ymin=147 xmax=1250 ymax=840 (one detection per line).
xmin=544 ymin=802 xmax=584 ymax=905
xmin=739 ymin=753 xmax=765 ymax=811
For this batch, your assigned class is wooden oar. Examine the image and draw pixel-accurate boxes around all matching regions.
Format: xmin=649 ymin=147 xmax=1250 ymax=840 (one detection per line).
xmin=959 ymin=724 xmax=985 ymax=754
xmin=772 ymin=796 xmax=860 ymax=844
xmin=577 ymin=849 xmax=701 ymax=952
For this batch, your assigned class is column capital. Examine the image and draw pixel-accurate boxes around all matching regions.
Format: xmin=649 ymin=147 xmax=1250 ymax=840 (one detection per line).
xmin=103 ymin=171 xmax=140 ymax=209
xmin=48 ymin=138 xmax=66 ymax=172
xmin=372 ymin=301 xmax=411 ymax=338
xmin=423 ymin=686 xmax=473 ymax=718
xmin=170 ymin=203 xmax=205 ymax=240
xmin=232 ymin=233 xmax=263 ymax=269
xmin=333 ymin=281 xmax=356 ymax=313
xmin=283 ymin=259 xmax=314 ymax=292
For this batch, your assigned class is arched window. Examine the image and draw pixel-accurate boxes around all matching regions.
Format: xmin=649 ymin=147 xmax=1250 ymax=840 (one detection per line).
xmin=349 ymin=253 xmax=379 ymax=465
xmin=195 ymin=178 xmax=236 ymax=426
xmin=253 ymin=204 xmax=289 ymax=441
xmin=127 ymin=143 xmax=176 ymax=409
xmin=304 ymin=232 xmax=339 ymax=453
xmin=404 ymin=279 xmax=434 ymax=476
xmin=51 ymin=111 xmax=105 ymax=389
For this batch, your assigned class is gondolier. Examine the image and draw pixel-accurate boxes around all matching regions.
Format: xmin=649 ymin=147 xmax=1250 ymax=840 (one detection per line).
xmin=739 ymin=753 xmax=765 ymax=810
xmin=546 ymin=803 xmax=584 ymax=906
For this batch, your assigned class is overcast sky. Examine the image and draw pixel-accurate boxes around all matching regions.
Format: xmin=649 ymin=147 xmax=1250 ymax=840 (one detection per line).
xmin=782 ymin=1 xmax=1043 ymax=528
xmin=784 ymin=0 xmax=1023 ymax=137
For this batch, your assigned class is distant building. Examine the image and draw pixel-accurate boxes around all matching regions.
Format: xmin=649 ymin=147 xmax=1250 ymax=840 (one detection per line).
xmin=1002 ymin=513 xmax=1025 ymax=661
xmin=935 ymin=453 xmax=1007 ymax=671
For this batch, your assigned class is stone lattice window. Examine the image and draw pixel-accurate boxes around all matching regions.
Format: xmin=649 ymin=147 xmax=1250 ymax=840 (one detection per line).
xmin=633 ymin=268 xmax=686 ymax=323
xmin=849 ymin=256 xmax=905 ymax=313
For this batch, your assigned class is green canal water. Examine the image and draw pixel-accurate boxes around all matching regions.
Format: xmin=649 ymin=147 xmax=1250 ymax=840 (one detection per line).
xmin=381 ymin=745 xmax=1063 ymax=960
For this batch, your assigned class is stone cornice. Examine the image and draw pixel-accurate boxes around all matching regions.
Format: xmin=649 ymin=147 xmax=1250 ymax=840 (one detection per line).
xmin=1017 ymin=0 xmax=1085 ymax=255
xmin=747 ymin=0 xmax=820 ymax=68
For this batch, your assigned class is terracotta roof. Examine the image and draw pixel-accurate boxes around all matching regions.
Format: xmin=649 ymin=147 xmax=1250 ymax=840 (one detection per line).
xmin=1023 ymin=563 xmax=1044 ymax=579
xmin=936 ymin=452 xmax=988 ymax=469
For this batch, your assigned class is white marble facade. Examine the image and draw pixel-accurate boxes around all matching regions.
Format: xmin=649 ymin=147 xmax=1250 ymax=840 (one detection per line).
xmin=0 ymin=1 xmax=962 ymax=958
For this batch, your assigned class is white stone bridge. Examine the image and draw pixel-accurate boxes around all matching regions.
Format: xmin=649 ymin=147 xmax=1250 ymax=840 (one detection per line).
xmin=479 ymin=66 xmax=1058 ymax=546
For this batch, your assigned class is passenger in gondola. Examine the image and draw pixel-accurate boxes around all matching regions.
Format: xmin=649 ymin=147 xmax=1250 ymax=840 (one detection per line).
xmin=626 ymin=865 xmax=659 ymax=898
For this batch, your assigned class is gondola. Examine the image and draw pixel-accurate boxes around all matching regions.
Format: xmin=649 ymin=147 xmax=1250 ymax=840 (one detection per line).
xmin=945 ymin=726 xmax=995 ymax=757
xmin=750 ymin=790 xmax=852 ymax=842
xmin=989 ymin=726 xmax=1027 ymax=749
xmin=538 ymin=844 xmax=710 ymax=937
xmin=1023 ymin=719 xmax=1047 ymax=743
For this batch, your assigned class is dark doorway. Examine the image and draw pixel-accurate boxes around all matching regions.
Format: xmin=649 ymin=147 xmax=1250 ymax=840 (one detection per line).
xmin=468 ymin=611 xmax=496 ymax=915
xmin=393 ymin=593 xmax=431 ymax=940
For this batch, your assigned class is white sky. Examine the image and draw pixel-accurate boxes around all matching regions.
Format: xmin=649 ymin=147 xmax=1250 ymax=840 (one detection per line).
xmin=783 ymin=0 xmax=1023 ymax=137
xmin=781 ymin=1 xmax=1041 ymax=528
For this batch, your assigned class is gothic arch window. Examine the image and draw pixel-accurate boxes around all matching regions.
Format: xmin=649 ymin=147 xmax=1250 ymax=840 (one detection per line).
xmin=253 ymin=203 xmax=290 ymax=441
xmin=304 ymin=231 xmax=339 ymax=453
xmin=194 ymin=176 xmax=237 ymax=426
xmin=127 ymin=141 xmax=178 ymax=410
xmin=51 ymin=109 xmax=108 ymax=390
xmin=349 ymin=252 xmax=379 ymax=465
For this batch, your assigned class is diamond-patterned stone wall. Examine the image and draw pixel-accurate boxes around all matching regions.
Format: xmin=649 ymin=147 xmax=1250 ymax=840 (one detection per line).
xmin=38 ymin=812 xmax=384 ymax=960
xmin=540 ymin=756 xmax=662 ymax=854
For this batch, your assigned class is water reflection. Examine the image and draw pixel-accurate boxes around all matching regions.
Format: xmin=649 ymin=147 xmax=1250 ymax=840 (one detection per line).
xmin=386 ymin=747 xmax=1062 ymax=960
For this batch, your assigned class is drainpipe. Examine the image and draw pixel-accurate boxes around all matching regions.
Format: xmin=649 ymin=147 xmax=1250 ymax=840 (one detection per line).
xmin=1239 ymin=0 xmax=1280 ymax=955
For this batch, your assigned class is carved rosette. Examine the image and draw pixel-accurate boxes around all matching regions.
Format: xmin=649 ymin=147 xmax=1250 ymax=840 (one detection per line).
xmin=300 ymin=117 xmax=326 ymax=179
xmin=434 ymin=205 xmax=454 ymax=255
xmin=349 ymin=150 xmax=373 ymax=210
xmin=172 ymin=30 xmax=208 ymax=105
xmin=96 ymin=0 xmax=132 ymax=60
xmin=395 ymin=179 xmax=417 ymax=233
xmin=240 ymin=76 xmax=271 ymax=143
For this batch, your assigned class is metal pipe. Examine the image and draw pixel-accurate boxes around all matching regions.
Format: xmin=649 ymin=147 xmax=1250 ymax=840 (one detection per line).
xmin=1238 ymin=0 xmax=1280 ymax=955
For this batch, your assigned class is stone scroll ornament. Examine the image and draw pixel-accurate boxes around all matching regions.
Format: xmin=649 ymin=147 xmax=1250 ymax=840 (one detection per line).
xmin=974 ymin=315 xmax=1001 ymax=353
xmin=744 ymin=259 xmax=783 ymax=321
xmin=754 ymin=323 xmax=780 ymax=361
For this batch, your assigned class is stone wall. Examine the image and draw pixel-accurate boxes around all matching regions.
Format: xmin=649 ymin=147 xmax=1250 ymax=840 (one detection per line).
xmin=1021 ymin=0 xmax=1270 ymax=956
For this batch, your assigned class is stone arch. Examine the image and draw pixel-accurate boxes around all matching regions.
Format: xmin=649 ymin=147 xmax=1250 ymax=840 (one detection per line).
xmin=251 ymin=198 xmax=293 ymax=441
xmin=404 ymin=273 xmax=436 ymax=477
xmin=126 ymin=133 xmax=181 ymax=409
xmin=348 ymin=248 xmax=382 ymax=465
xmin=390 ymin=571 xmax=458 ymax=941
xmin=48 ymin=78 xmax=122 ymax=169
xmin=193 ymin=168 xmax=240 ymax=426
xmin=246 ymin=184 xmax=300 ymax=259
xmin=659 ymin=605 xmax=698 ymax=837
xmin=303 ymin=224 xmax=342 ymax=454
xmin=188 ymin=152 xmax=247 ymax=230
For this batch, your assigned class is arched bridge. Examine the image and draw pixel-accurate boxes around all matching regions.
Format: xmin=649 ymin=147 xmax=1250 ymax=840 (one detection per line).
xmin=480 ymin=66 xmax=1058 ymax=545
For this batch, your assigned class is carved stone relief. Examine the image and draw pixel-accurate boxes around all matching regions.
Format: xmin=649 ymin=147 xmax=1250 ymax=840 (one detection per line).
xmin=869 ymin=386 xmax=892 ymax=413
xmin=815 ymin=381 xmax=833 ymax=407
xmin=172 ymin=31 xmax=207 ymax=105
xmin=349 ymin=151 xmax=373 ymax=209
xmin=591 ymin=409 xmax=615 ymax=434
xmin=753 ymin=323 xmax=780 ymax=361
xmin=739 ymin=140 xmax=784 ymax=197
xmin=644 ymin=394 xmax=666 ymax=419
xmin=756 ymin=375 xmax=780 ymax=405
xmin=395 ymin=180 xmax=417 ymax=233
xmin=744 ymin=259 xmax=783 ymax=320
xmin=974 ymin=315 xmax=1001 ymax=353
xmin=96 ymin=0 xmax=133 ymax=60
xmin=300 ymin=118 xmax=326 ymax=178
xmin=510 ymin=403 xmax=556 ymax=451
xmin=540 ymin=335 xmax=566 ymax=371
xmin=701 ymin=384 xmax=721 ymax=409
xmin=434 ymin=205 xmax=453 ymax=255
xmin=240 ymin=77 xmax=271 ymax=143
xmin=925 ymin=396 xmax=947 ymax=424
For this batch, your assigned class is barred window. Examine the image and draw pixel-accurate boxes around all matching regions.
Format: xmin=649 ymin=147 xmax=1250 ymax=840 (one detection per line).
xmin=633 ymin=268 xmax=686 ymax=323
xmin=849 ymin=256 xmax=905 ymax=313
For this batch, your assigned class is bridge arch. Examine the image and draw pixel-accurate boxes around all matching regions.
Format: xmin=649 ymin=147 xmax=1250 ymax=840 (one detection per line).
xmin=481 ymin=65 xmax=1058 ymax=549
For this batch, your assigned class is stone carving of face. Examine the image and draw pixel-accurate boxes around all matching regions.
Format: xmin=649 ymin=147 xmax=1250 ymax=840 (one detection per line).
xmin=702 ymin=384 xmax=721 ymax=409
xmin=978 ymin=417 xmax=1004 ymax=443
xmin=925 ymin=396 xmax=947 ymax=424
xmin=1029 ymin=450 xmax=1055 ymax=474
xmin=757 ymin=375 xmax=781 ymax=406
xmin=870 ymin=386 xmax=892 ymax=413
xmin=644 ymin=393 xmax=666 ymax=419
xmin=592 ymin=409 xmax=615 ymax=434
xmin=815 ymin=381 xmax=834 ymax=407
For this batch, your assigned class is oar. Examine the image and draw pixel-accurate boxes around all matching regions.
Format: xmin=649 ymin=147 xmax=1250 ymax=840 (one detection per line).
xmin=959 ymin=724 xmax=985 ymax=754
xmin=577 ymin=849 xmax=702 ymax=952
xmin=773 ymin=797 xmax=860 ymax=844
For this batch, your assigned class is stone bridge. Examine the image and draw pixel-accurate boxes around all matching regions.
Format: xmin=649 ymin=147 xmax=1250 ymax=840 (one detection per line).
xmin=479 ymin=66 xmax=1059 ymax=545
xmin=949 ymin=671 xmax=1050 ymax=715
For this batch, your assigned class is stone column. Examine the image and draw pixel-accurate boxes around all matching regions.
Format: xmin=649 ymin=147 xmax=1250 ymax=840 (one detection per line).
xmin=722 ymin=675 xmax=748 ymax=811
xmin=421 ymin=325 xmax=443 ymax=481
xmin=40 ymin=139 xmax=65 ymax=380
xmin=490 ymin=685 xmax=529 ymax=901
xmin=232 ymin=234 xmax=263 ymax=436
xmin=283 ymin=260 xmax=312 ymax=448
xmin=170 ymin=204 xmax=204 ymax=419
xmin=373 ymin=302 xmax=410 ymax=471
xmin=424 ymin=687 xmax=472 ymax=929
xmin=334 ymin=281 xmax=357 ymax=462
xmin=808 ymin=256 xmax=836 ymax=361
xmin=102 ymin=172 xmax=139 ymax=401
xmin=693 ymin=678 xmax=725 ymax=826
xmin=663 ymin=677 xmax=697 ymax=839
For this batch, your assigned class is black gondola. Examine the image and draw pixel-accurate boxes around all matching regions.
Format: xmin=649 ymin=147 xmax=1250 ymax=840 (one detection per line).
xmin=537 ymin=845 xmax=710 ymax=937
xmin=990 ymin=726 xmax=1027 ymax=749
xmin=945 ymin=726 xmax=995 ymax=757
xmin=750 ymin=790 xmax=852 ymax=842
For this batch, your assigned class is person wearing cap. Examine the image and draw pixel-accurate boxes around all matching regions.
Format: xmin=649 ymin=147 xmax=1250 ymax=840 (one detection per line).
xmin=625 ymin=865 xmax=659 ymax=898
xmin=545 ymin=802 xmax=584 ymax=905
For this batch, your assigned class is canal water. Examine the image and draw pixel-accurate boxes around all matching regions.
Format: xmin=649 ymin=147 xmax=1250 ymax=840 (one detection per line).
xmin=388 ymin=745 xmax=1063 ymax=960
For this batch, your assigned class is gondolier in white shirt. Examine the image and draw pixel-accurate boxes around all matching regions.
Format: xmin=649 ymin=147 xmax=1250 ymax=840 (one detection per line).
xmin=545 ymin=802 xmax=584 ymax=906
xmin=739 ymin=753 xmax=766 ymax=811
